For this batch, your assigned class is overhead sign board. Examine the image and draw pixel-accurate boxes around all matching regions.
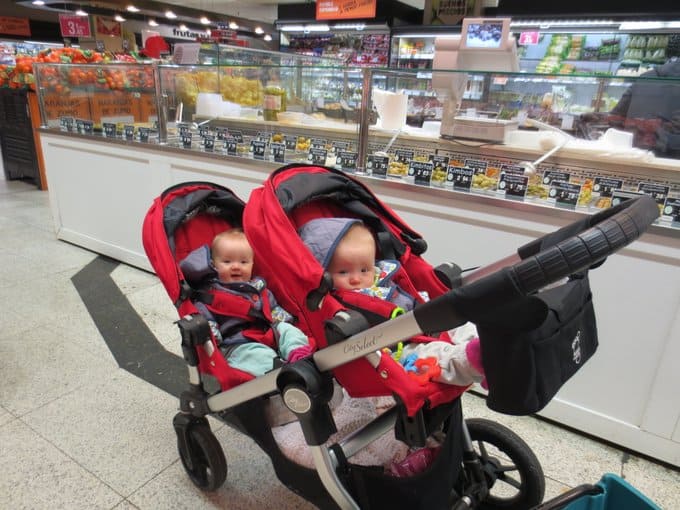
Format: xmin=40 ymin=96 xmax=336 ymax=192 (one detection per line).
xmin=59 ymin=14 xmax=91 ymax=38
xmin=0 ymin=16 xmax=31 ymax=37
xmin=316 ymin=0 xmax=377 ymax=20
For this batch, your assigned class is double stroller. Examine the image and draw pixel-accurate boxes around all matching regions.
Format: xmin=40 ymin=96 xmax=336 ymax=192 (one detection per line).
xmin=142 ymin=164 xmax=658 ymax=510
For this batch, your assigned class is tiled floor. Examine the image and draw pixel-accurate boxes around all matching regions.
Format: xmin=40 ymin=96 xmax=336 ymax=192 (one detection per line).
xmin=1 ymin=176 xmax=678 ymax=509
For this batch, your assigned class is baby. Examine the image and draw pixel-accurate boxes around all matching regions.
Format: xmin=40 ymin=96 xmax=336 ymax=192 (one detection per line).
xmin=180 ymin=228 xmax=313 ymax=377
xmin=299 ymin=218 xmax=484 ymax=387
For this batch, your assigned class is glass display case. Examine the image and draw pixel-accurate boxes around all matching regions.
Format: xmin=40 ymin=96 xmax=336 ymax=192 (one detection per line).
xmin=32 ymin=61 xmax=680 ymax=231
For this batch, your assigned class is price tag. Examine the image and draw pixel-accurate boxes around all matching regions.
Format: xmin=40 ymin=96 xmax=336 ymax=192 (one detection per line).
xmin=336 ymin=150 xmax=358 ymax=173
xmin=611 ymin=190 xmax=643 ymax=207
xmin=311 ymin=138 xmax=327 ymax=150
xmin=180 ymin=132 xmax=192 ymax=149
xmin=548 ymin=181 xmax=582 ymax=208
xmin=82 ymin=120 xmax=94 ymax=135
xmin=394 ymin=149 xmax=414 ymax=164
xmin=198 ymin=127 xmax=210 ymax=138
xmin=308 ymin=147 xmax=328 ymax=165
xmin=203 ymin=135 xmax=215 ymax=152
xmin=499 ymin=173 xmax=529 ymax=199
xmin=367 ymin=154 xmax=389 ymax=178
xmin=124 ymin=125 xmax=135 ymax=141
xmin=430 ymin=155 xmax=449 ymax=182
xmin=409 ymin=161 xmax=433 ymax=186
xmin=638 ymin=182 xmax=670 ymax=206
xmin=500 ymin=164 xmax=526 ymax=175
xmin=138 ymin=127 xmax=150 ymax=142
xmin=256 ymin=131 xmax=269 ymax=142
xmin=449 ymin=166 xmax=474 ymax=191
xmin=250 ymin=139 xmax=267 ymax=160
xmin=230 ymin=130 xmax=244 ymax=143
xmin=332 ymin=140 xmax=350 ymax=153
xmin=103 ymin=122 xmax=117 ymax=138
xmin=271 ymin=142 xmax=286 ymax=163
xmin=543 ymin=169 xmax=571 ymax=186
xmin=593 ymin=177 xmax=623 ymax=197
xmin=60 ymin=116 xmax=74 ymax=132
xmin=215 ymin=128 xmax=228 ymax=140
xmin=177 ymin=123 xmax=190 ymax=136
xmin=224 ymin=137 xmax=237 ymax=156
xmin=464 ymin=159 xmax=488 ymax=174
xmin=75 ymin=119 xmax=84 ymax=133
xmin=662 ymin=197 xmax=680 ymax=221
xmin=284 ymin=136 xmax=297 ymax=150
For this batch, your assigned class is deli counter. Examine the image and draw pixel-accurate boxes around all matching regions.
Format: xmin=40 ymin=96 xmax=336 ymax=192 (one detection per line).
xmin=33 ymin=61 xmax=680 ymax=468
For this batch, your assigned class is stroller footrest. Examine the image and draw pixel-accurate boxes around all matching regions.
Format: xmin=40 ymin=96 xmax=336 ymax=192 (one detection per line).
xmin=394 ymin=395 xmax=454 ymax=448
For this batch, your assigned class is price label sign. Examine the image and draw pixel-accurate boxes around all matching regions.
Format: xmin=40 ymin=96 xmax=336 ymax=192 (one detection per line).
xmin=464 ymin=159 xmax=488 ymax=174
xmin=409 ymin=161 xmax=433 ymax=186
xmin=499 ymin=173 xmax=529 ymax=199
xmin=75 ymin=119 xmax=84 ymax=133
xmin=103 ymin=122 xmax=116 ymax=138
xmin=60 ymin=116 xmax=74 ymax=132
xmin=543 ymin=169 xmax=571 ymax=186
xmin=177 ymin=123 xmax=190 ymax=136
xmin=284 ymin=136 xmax=297 ymax=150
xmin=430 ymin=155 xmax=449 ymax=181
xmin=82 ymin=120 xmax=94 ymax=134
xmin=250 ymin=139 xmax=267 ymax=160
xmin=180 ymin=132 xmax=192 ymax=149
xmin=549 ymin=181 xmax=582 ymax=208
xmin=394 ymin=149 xmax=414 ymax=164
xmin=229 ymin=130 xmax=243 ymax=143
xmin=519 ymin=31 xmax=540 ymax=45
xmin=611 ymin=190 xmax=643 ymax=207
xmin=662 ymin=197 xmax=680 ymax=222
xmin=332 ymin=140 xmax=350 ymax=153
xmin=500 ymin=164 xmax=526 ymax=175
xmin=215 ymin=128 xmax=228 ymax=140
xmin=638 ymin=182 xmax=670 ymax=206
xmin=138 ymin=127 xmax=150 ymax=143
xmin=450 ymin=166 xmax=474 ymax=191
xmin=203 ymin=135 xmax=215 ymax=152
xmin=593 ymin=177 xmax=623 ymax=197
xmin=256 ymin=131 xmax=269 ymax=142
xmin=308 ymin=147 xmax=328 ymax=165
xmin=311 ymin=138 xmax=327 ymax=150
xmin=337 ymin=150 xmax=358 ymax=173
xmin=59 ymin=14 xmax=92 ymax=38
xmin=224 ymin=137 xmax=237 ymax=156
xmin=124 ymin=125 xmax=135 ymax=141
xmin=367 ymin=154 xmax=389 ymax=178
xmin=271 ymin=142 xmax=286 ymax=163
xmin=199 ymin=127 xmax=211 ymax=138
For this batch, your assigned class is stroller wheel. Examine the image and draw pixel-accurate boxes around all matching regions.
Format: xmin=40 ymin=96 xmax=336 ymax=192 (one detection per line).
xmin=465 ymin=418 xmax=545 ymax=510
xmin=177 ymin=422 xmax=227 ymax=491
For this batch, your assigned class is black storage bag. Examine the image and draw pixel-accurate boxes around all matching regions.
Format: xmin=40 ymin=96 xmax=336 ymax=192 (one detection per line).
xmin=478 ymin=273 xmax=598 ymax=416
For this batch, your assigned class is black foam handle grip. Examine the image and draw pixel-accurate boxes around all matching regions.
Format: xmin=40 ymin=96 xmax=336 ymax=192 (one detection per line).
xmin=509 ymin=195 xmax=659 ymax=294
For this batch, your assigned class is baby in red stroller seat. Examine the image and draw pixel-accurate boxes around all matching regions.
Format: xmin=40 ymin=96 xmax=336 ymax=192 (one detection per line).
xmin=298 ymin=217 xmax=485 ymax=388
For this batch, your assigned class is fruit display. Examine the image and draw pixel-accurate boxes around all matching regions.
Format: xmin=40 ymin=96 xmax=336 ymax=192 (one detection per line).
xmin=387 ymin=160 xmax=408 ymax=176
xmin=471 ymin=173 xmax=498 ymax=190
xmin=173 ymin=70 xmax=263 ymax=108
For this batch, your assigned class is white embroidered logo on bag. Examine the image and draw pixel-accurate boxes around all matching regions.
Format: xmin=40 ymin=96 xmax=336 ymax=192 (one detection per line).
xmin=572 ymin=331 xmax=582 ymax=364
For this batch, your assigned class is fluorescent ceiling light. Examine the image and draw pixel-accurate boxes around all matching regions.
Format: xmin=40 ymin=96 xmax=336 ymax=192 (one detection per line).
xmin=255 ymin=26 xmax=264 ymax=34
xmin=619 ymin=21 xmax=680 ymax=30
xmin=228 ymin=21 xmax=239 ymax=30
xmin=179 ymin=24 xmax=188 ymax=31
xmin=165 ymin=10 xmax=177 ymax=19
xmin=148 ymin=19 xmax=158 ymax=26
xmin=75 ymin=9 xmax=88 ymax=16
xmin=126 ymin=5 xmax=139 ymax=12
xmin=200 ymin=16 xmax=211 ymax=25
xmin=264 ymin=34 xmax=272 ymax=41
xmin=32 ymin=1 xmax=45 ymax=5
xmin=115 ymin=14 xmax=126 ymax=22
xmin=334 ymin=23 xmax=366 ymax=30
xmin=280 ymin=24 xmax=330 ymax=32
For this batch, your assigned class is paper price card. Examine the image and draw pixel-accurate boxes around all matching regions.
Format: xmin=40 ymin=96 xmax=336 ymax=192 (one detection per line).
xmin=215 ymin=128 xmax=228 ymax=140
xmin=394 ymin=149 xmax=414 ymax=164
xmin=593 ymin=177 xmax=623 ymax=197
xmin=311 ymin=138 xmax=327 ymax=150
xmin=500 ymin=164 xmax=526 ymax=175
xmin=662 ymin=198 xmax=680 ymax=222
xmin=549 ymin=181 xmax=582 ymax=208
xmin=229 ymin=131 xmax=244 ymax=143
xmin=60 ymin=116 xmax=74 ymax=132
xmin=332 ymin=140 xmax=350 ymax=153
xmin=367 ymin=154 xmax=389 ymax=178
xmin=199 ymin=127 xmax=211 ymax=138
xmin=75 ymin=119 xmax=84 ymax=133
xmin=250 ymin=140 xmax=267 ymax=160
xmin=180 ymin=132 xmax=192 ymax=149
xmin=177 ymin=123 xmax=190 ymax=136
xmin=638 ymin=182 xmax=670 ymax=205
xmin=124 ymin=125 xmax=135 ymax=141
xmin=82 ymin=120 xmax=94 ymax=134
xmin=103 ymin=122 xmax=116 ymax=138
xmin=464 ymin=159 xmax=488 ymax=174
xmin=542 ymin=169 xmax=571 ymax=186
xmin=308 ymin=147 xmax=328 ymax=165
xmin=256 ymin=131 xmax=270 ymax=142
xmin=409 ymin=161 xmax=434 ymax=186
xmin=499 ymin=173 xmax=528 ymax=199
xmin=611 ymin=190 xmax=643 ymax=207
xmin=271 ymin=142 xmax=286 ymax=163
xmin=284 ymin=136 xmax=297 ymax=150
xmin=449 ymin=166 xmax=474 ymax=191
xmin=203 ymin=135 xmax=215 ymax=152
xmin=430 ymin=155 xmax=449 ymax=186
xmin=337 ymin=150 xmax=358 ymax=173
xmin=224 ymin=137 xmax=237 ymax=156
xmin=138 ymin=127 xmax=150 ymax=143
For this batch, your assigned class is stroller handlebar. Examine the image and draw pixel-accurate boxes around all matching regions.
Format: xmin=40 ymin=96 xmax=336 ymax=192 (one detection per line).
xmin=413 ymin=195 xmax=659 ymax=333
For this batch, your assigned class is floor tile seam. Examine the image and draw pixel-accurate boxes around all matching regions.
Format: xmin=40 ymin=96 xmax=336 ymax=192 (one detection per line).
xmin=15 ymin=381 xmax=94 ymax=419
xmin=122 ymin=457 xmax=183 ymax=502
xmin=15 ymin=415 xmax=128 ymax=501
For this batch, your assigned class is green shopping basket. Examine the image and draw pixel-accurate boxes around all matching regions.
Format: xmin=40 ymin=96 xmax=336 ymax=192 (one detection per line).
xmin=535 ymin=473 xmax=661 ymax=510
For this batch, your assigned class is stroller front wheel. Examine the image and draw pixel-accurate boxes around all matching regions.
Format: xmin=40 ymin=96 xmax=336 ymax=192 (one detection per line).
xmin=176 ymin=420 xmax=228 ymax=491
xmin=464 ymin=418 xmax=545 ymax=510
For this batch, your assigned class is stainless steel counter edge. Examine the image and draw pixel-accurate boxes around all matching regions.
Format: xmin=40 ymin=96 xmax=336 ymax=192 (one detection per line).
xmin=39 ymin=128 xmax=679 ymax=239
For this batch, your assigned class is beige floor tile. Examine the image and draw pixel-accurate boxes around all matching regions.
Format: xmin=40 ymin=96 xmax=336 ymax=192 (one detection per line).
xmin=622 ymin=455 xmax=680 ymax=509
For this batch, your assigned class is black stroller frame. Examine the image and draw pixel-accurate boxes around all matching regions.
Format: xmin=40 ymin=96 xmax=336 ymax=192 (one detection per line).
xmin=163 ymin=182 xmax=659 ymax=510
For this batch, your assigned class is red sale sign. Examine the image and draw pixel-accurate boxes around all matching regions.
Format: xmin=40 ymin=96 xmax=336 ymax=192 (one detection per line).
xmin=59 ymin=14 xmax=91 ymax=38
xmin=519 ymin=31 xmax=540 ymax=45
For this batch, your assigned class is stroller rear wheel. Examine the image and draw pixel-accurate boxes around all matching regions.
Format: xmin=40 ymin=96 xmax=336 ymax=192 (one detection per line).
xmin=465 ymin=418 xmax=545 ymax=509
xmin=176 ymin=419 xmax=227 ymax=491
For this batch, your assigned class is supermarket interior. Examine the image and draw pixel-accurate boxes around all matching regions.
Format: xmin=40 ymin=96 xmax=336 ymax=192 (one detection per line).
xmin=1 ymin=1 xmax=680 ymax=509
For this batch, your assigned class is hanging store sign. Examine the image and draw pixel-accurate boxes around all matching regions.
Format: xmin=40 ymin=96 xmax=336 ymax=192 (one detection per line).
xmin=519 ymin=31 xmax=540 ymax=45
xmin=316 ymin=0 xmax=377 ymax=20
xmin=0 ymin=16 xmax=31 ymax=37
xmin=59 ymin=14 xmax=91 ymax=38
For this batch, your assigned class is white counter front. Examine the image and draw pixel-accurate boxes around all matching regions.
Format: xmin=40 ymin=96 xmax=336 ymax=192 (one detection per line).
xmin=41 ymin=131 xmax=680 ymax=467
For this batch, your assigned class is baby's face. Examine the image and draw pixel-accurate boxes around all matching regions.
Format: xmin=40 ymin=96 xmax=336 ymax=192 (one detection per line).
xmin=328 ymin=230 xmax=376 ymax=290
xmin=212 ymin=236 xmax=254 ymax=283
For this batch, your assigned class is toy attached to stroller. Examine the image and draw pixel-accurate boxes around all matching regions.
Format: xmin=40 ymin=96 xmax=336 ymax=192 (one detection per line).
xmin=142 ymin=168 xmax=658 ymax=510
